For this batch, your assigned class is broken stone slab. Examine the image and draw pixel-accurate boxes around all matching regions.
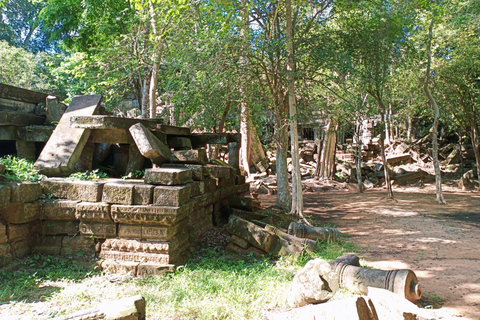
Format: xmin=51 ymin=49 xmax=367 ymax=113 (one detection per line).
xmin=392 ymin=169 xmax=427 ymax=186
xmin=162 ymin=163 xmax=207 ymax=181
xmin=0 ymin=184 xmax=11 ymax=210
xmin=144 ymin=167 xmax=193 ymax=186
xmin=268 ymin=236 xmax=305 ymax=258
xmin=61 ymin=294 xmax=146 ymax=320
xmin=153 ymin=184 xmax=192 ymax=207
xmin=207 ymin=163 xmax=232 ymax=179
xmin=79 ymin=221 xmax=117 ymax=238
xmin=330 ymin=254 xmax=422 ymax=303
xmin=265 ymin=296 xmax=377 ymax=320
xmin=265 ymin=224 xmax=317 ymax=253
xmin=99 ymin=259 xmax=139 ymax=275
xmin=286 ymin=258 xmax=339 ymax=308
xmin=16 ymin=125 xmax=54 ymax=142
xmin=35 ymin=94 xmax=103 ymax=176
xmin=137 ymin=263 xmax=175 ymax=277
xmin=71 ymin=115 xmax=162 ymax=130
xmin=0 ymin=83 xmax=50 ymax=104
xmin=171 ymin=148 xmax=207 ymax=164
xmin=75 ymin=202 xmax=112 ymax=222
xmin=111 ymin=202 xmax=193 ymax=226
xmin=386 ymin=153 xmax=412 ymax=165
xmin=288 ymin=222 xmax=340 ymax=242
xmin=0 ymin=202 xmax=39 ymax=224
xmin=158 ymin=124 xmax=190 ymax=136
xmin=102 ymin=182 xmax=134 ymax=205
xmin=100 ymin=242 xmax=189 ymax=265
xmin=225 ymin=241 xmax=267 ymax=258
xmin=129 ymin=122 xmax=173 ymax=166
xmin=225 ymin=215 xmax=277 ymax=252
xmin=40 ymin=178 xmax=70 ymax=199
xmin=42 ymin=220 xmax=79 ymax=236
xmin=6 ymin=181 xmax=42 ymax=203
xmin=459 ymin=169 xmax=479 ymax=190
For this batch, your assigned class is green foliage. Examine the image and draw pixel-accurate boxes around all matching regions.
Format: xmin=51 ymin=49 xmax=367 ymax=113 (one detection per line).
xmin=0 ymin=156 xmax=44 ymax=182
xmin=67 ymin=169 xmax=108 ymax=181
xmin=121 ymin=170 xmax=145 ymax=180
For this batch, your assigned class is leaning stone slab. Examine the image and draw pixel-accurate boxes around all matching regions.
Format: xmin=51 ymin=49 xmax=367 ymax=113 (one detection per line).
xmin=102 ymin=182 xmax=134 ymax=205
xmin=0 ymin=184 xmax=11 ymax=210
xmin=35 ymin=94 xmax=103 ymax=176
xmin=75 ymin=202 xmax=112 ymax=222
xmin=111 ymin=202 xmax=193 ymax=226
xmin=144 ymin=167 xmax=193 ymax=186
xmin=61 ymin=294 xmax=146 ymax=320
xmin=171 ymin=148 xmax=207 ymax=164
xmin=286 ymin=258 xmax=339 ymax=308
xmin=129 ymin=122 xmax=173 ymax=166
xmin=225 ymin=215 xmax=277 ymax=252
xmin=68 ymin=180 xmax=104 ymax=202
xmin=153 ymin=185 xmax=192 ymax=207
xmin=7 ymin=181 xmax=42 ymax=203
xmin=6 ymin=223 xmax=30 ymax=242
xmin=42 ymin=220 xmax=79 ymax=236
xmin=0 ymin=202 xmax=39 ymax=224
xmin=79 ymin=221 xmax=117 ymax=238
xmin=41 ymin=199 xmax=79 ymax=220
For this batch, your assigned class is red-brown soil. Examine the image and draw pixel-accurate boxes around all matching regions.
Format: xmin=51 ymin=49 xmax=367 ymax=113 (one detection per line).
xmin=259 ymin=182 xmax=480 ymax=319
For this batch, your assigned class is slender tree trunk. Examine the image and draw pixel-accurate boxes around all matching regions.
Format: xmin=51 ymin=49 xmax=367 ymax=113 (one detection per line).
xmin=286 ymin=0 xmax=304 ymax=217
xmin=424 ymin=18 xmax=447 ymax=204
xmin=316 ymin=120 xmax=337 ymax=180
xmin=470 ymin=124 xmax=480 ymax=185
xmin=407 ymin=115 xmax=412 ymax=141
xmin=356 ymin=119 xmax=364 ymax=193
xmin=275 ymin=111 xmax=291 ymax=211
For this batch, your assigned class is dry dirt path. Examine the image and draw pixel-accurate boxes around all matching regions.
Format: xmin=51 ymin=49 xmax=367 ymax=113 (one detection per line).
xmin=259 ymin=184 xmax=480 ymax=319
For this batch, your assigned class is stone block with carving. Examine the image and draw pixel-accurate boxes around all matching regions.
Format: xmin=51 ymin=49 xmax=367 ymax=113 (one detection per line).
xmin=41 ymin=199 xmax=79 ymax=220
xmin=102 ymin=182 xmax=134 ymax=205
xmin=153 ymin=185 xmax=192 ymax=207
xmin=79 ymin=221 xmax=117 ymax=238
xmin=141 ymin=219 xmax=188 ymax=240
xmin=61 ymin=235 xmax=96 ymax=256
xmin=144 ymin=167 xmax=193 ymax=186
xmin=75 ymin=202 xmax=112 ymax=222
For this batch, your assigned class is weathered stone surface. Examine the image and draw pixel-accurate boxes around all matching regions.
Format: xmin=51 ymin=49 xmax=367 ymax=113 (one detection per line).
xmin=190 ymin=133 xmax=241 ymax=147
xmin=76 ymin=202 xmax=112 ymax=222
xmin=130 ymin=122 xmax=173 ymax=166
xmin=0 ymin=201 xmax=39 ymax=224
xmin=15 ymin=140 xmax=36 ymax=162
xmin=198 ymin=177 xmax=217 ymax=194
xmin=230 ymin=234 xmax=249 ymax=249
xmin=0 ymin=126 xmax=17 ymax=140
xmin=162 ymin=164 xmax=207 ymax=181
xmin=171 ymin=148 xmax=207 ymax=164
xmin=0 ymin=184 xmax=11 ymax=210
xmin=144 ymin=167 xmax=193 ymax=186
xmin=268 ymin=236 xmax=305 ymax=258
xmin=167 ymin=136 xmax=192 ymax=149
xmin=133 ymin=184 xmax=154 ymax=205
xmin=89 ymin=128 xmax=131 ymax=144
xmin=0 ymin=242 xmax=11 ymax=256
xmin=187 ymin=181 xmax=201 ymax=197
xmin=42 ymin=220 xmax=79 ymax=236
xmin=288 ymin=222 xmax=340 ymax=242
xmin=0 ymin=111 xmax=45 ymax=126
xmin=41 ymin=199 xmax=79 ymax=220
xmin=100 ymin=251 xmax=172 ymax=264
xmin=102 ymin=235 xmax=188 ymax=255
xmin=286 ymin=258 xmax=338 ymax=308
xmin=126 ymin=144 xmax=145 ymax=176
xmin=215 ymin=175 xmax=236 ymax=188
xmin=207 ymin=164 xmax=231 ymax=179
xmin=111 ymin=202 xmax=193 ymax=226
xmin=6 ymin=181 xmax=42 ymax=203
xmin=71 ymin=115 xmax=162 ymax=130
xmin=45 ymin=95 xmax=67 ymax=125
xmin=0 ymin=222 xmax=7 ymax=243
xmin=32 ymin=235 xmax=63 ymax=255
xmin=10 ymin=239 xmax=32 ymax=257
xmin=61 ymin=235 xmax=96 ymax=256
xmin=225 ymin=215 xmax=277 ymax=252
xmin=79 ymin=222 xmax=117 ymax=237
xmin=7 ymin=223 xmax=30 ymax=242
xmin=137 ymin=263 xmax=174 ymax=276
xmin=17 ymin=126 xmax=54 ymax=142
xmin=35 ymin=94 xmax=103 ymax=176
xmin=153 ymin=185 xmax=192 ymax=207
xmin=68 ymin=180 xmax=104 ymax=202
xmin=159 ymin=124 xmax=190 ymax=136
xmin=100 ymin=259 xmax=139 ymax=275
xmin=141 ymin=219 xmax=188 ymax=240
xmin=40 ymin=178 xmax=70 ymax=199
xmin=118 ymin=224 xmax=142 ymax=238
xmin=102 ymin=182 xmax=134 ymax=205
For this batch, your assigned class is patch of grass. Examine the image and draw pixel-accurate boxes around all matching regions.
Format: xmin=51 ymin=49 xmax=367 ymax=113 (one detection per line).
xmin=0 ymin=156 xmax=44 ymax=181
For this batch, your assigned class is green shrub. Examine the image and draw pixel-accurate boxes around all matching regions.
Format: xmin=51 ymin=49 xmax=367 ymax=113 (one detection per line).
xmin=0 ymin=156 xmax=44 ymax=181
xmin=67 ymin=169 xmax=108 ymax=181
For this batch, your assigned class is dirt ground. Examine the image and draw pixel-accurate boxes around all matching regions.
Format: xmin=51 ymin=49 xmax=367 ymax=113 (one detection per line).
xmin=259 ymin=181 xmax=480 ymax=319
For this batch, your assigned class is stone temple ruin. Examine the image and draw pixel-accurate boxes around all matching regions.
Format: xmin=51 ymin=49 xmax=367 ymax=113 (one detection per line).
xmin=0 ymin=84 xmax=249 ymax=275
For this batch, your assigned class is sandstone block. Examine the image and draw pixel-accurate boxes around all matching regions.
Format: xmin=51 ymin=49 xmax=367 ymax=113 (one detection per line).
xmin=100 ymin=251 xmax=172 ymax=265
xmin=10 ymin=239 xmax=31 ymax=257
xmin=42 ymin=220 xmax=79 ymax=236
xmin=118 ymin=224 xmax=142 ymax=238
xmin=7 ymin=223 xmax=30 ymax=242
xmin=68 ymin=180 xmax=104 ymax=202
xmin=130 ymin=122 xmax=173 ymax=166
xmin=8 ymin=181 xmax=42 ymax=203
xmin=188 ymin=181 xmax=201 ymax=197
xmin=0 ymin=243 xmax=11 ymax=256
xmin=162 ymin=164 xmax=207 ymax=181
xmin=207 ymin=165 xmax=231 ymax=179
xmin=137 ymin=263 xmax=174 ymax=276
xmin=100 ymin=260 xmax=139 ymax=275
xmin=41 ymin=199 xmax=79 ymax=220
xmin=32 ymin=235 xmax=63 ymax=255
xmin=40 ymin=178 xmax=70 ymax=199
xmin=0 ymin=222 xmax=7 ymax=243
xmin=144 ymin=167 xmax=193 ymax=186
xmin=0 ymin=252 xmax=12 ymax=267
xmin=230 ymin=234 xmax=249 ymax=249
xmin=225 ymin=215 xmax=276 ymax=252
xmin=133 ymin=184 xmax=154 ymax=205
xmin=141 ymin=219 xmax=188 ymax=240
xmin=0 ymin=184 xmax=11 ymax=210
xmin=198 ymin=177 xmax=217 ymax=194
xmin=76 ymin=202 xmax=112 ymax=222
xmin=102 ymin=182 xmax=134 ymax=205
xmin=153 ymin=185 xmax=191 ymax=207
xmin=216 ymin=175 xmax=236 ymax=188
xmin=0 ymin=201 xmax=39 ymax=224
xmin=102 ymin=235 xmax=188 ymax=255
xmin=171 ymin=148 xmax=207 ymax=164
xmin=111 ymin=202 xmax=193 ymax=226
xmin=79 ymin=222 xmax=117 ymax=237
xmin=167 ymin=136 xmax=192 ymax=149
xmin=61 ymin=235 xmax=96 ymax=256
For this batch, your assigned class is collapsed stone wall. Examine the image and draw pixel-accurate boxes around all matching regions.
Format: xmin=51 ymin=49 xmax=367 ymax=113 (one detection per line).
xmin=0 ymin=165 xmax=249 ymax=275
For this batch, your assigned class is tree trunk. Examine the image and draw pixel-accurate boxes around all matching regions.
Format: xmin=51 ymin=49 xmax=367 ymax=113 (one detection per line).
xmin=286 ymin=0 xmax=304 ymax=217
xmin=470 ymin=124 xmax=480 ymax=186
xmin=424 ymin=18 xmax=447 ymax=204
xmin=275 ymin=114 xmax=291 ymax=211
xmin=356 ymin=119 xmax=364 ymax=193
xmin=316 ymin=120 xmax=337 ymax=180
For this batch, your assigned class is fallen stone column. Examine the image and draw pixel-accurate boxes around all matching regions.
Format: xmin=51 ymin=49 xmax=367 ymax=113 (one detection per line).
xmin=330 ymin=254 xmax=422 ymax=303
xmin=288 ymin=222 xmax=340 ymax=242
